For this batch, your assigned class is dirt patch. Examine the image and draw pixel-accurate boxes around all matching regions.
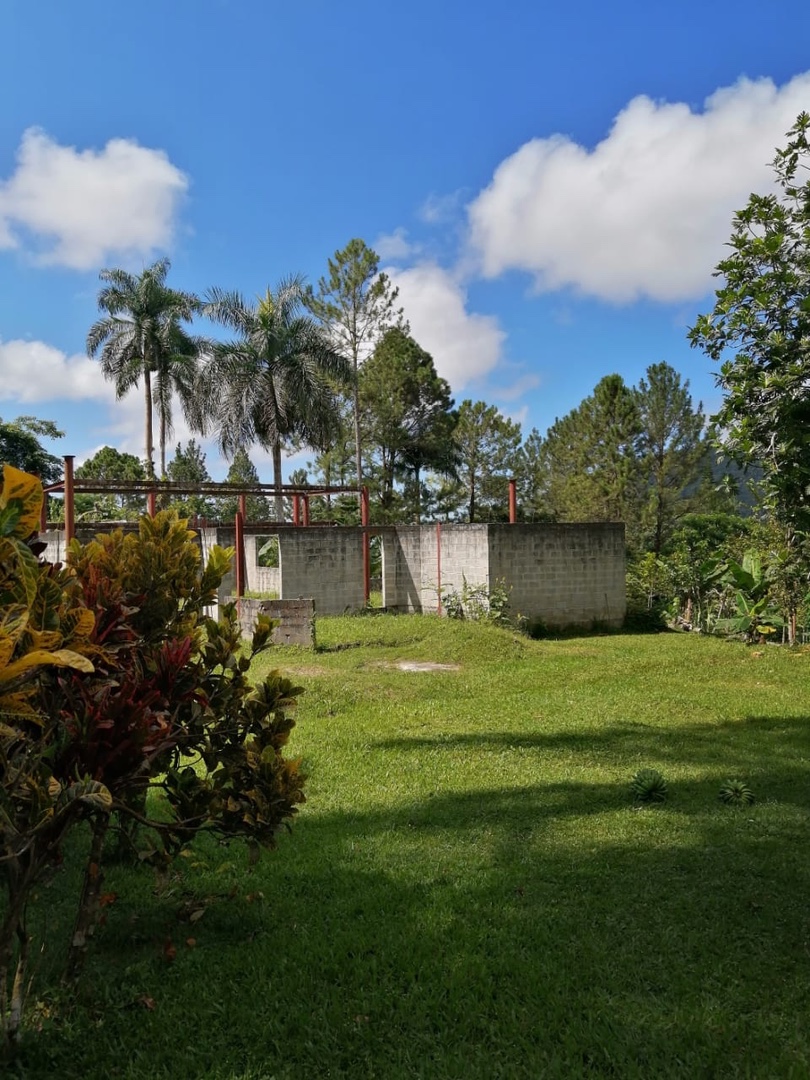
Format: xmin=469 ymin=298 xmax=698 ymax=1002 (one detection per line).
xmin=278 ymin=664 xmax=330 ymax=678
xmin=390 ymin=661 xmax=462 ymax=673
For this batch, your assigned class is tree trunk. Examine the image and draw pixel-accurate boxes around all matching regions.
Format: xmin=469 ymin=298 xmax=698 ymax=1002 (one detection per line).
xmin=144 ymin=367 xmax=155 ymax=479
xmin=352 ymin=351 xmax=363 ymax=512
xmin=272 ymin=441 xmax=284 ymax=522
xmin=159 ymin=409 xmax=167 ymax=479
xmin=65 ymin=816 xmax=109 ymax=983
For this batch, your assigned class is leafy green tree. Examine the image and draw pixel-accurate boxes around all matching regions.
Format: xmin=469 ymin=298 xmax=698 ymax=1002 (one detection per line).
xmin=0 ymin=415 xmax=63 ymax=485
xmin=217 ymin=448 xmax=270 ymax=522
xmin=452 ymin=400 xmax=522 ymax=522
xmin=74 ymin=445 xmax=146 ymax=520
xmin=359 ymin=328 xmax=456 ymax=522
xmin=635 ymin=362 xmax=707 ymax=554
xmin=689 ymin=112 xmax=810 ymax=532
xmin=305 ymin=239 xmax=406 ymax=501
xmin=198 ymin=277 xmax=349 ymax=520
xmin=540 ymin=375 xmax=643 ymax=535
xmin=166 ymin=439 xmax=213 ymax=519
xmin=517 ymin=427 xmax=555 ymax=522
xmin=86 ymin=259 xmax=202 ymax=479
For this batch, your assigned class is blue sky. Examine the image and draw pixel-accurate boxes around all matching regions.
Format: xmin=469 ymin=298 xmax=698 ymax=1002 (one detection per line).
xmin=2 ymin=0 xmax=810 ymax=480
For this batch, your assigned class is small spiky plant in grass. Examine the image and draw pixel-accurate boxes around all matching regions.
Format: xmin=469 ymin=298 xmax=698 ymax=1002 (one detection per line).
xmin=719 ymin=779 xmax=755 ymax=805
xmin=630 ymin=767 xmax=668 ymax=804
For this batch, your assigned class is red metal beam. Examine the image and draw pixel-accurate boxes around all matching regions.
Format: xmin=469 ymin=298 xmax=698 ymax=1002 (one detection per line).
xmin=302 ymin=495 xmax=310 ymax=526
xmin=508 ymin=478 xmax=517 ymax=523
xmin=361 ymin=485 xmax=370 ymax=604
xmin=292 ymin=494 xmax=301 ymax=527
xmin=234 ymin=510 xmax=245 ymax=598
xmin=64 ymin=456 xmax=75 ymax=546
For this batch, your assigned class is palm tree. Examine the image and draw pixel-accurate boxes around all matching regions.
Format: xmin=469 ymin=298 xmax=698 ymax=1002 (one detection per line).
xmin=87 ymin=259 xmax=203 ymax=478
xmin=196 ymin=275 xmax=350 ymax=519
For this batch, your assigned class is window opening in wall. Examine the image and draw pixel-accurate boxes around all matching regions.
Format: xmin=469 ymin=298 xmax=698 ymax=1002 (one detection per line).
xmin=251 ymin=534 xmax=280 ymax=599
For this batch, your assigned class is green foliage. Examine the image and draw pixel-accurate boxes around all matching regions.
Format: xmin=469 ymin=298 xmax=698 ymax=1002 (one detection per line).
xmin=635 ymin=362 xmax=708 ymax=554
xmin=198 ymin=276 xmax=349 ymax=520
xmin=0 ymin=415 xmax=64 ymax=486
xmin=451 ymin=399 xmax=523 ymax=522
xmin=165 ymin=439 xmax=213 ymax=519
xmin=217 ymin=448 xmax=270 ymax=522
xmin=630 ymin=767 xmax=668 ymax=804
xmin=0 ymin=472 xmax=306 ymax=1041
xmin=719 ymin=779 xmax=755 ymax=806
xmin=441 ymin=576 xmax=513 ymax=627
xmin=305 ymin=239 xmax=407 ymax=497
xmin=74 ymin=445 xmax=147 ymax=520
xmin=87 ymin=259 xmax=203 ymax=478
xmin=360 ymin=328 xmax=457 ymax=522
xmin=689 ymin=112 xmax=810 ymax=533
xmin=539 ymin=373 xmax=644 ymax=534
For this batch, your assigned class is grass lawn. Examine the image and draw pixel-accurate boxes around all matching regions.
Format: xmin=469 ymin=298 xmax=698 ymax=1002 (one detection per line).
xmin=11 ymin=617 xmax=810 ymax=1078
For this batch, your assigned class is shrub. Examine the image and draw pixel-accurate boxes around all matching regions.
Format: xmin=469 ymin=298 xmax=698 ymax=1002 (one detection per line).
xmin=0 ymin=470 xmax=306 ymax=1043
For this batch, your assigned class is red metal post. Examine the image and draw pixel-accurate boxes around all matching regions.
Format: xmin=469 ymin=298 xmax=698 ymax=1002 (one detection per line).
xmin=235 ymin=510 xmax=245 ymax=598
xmin=239 ymin=493 xmax=247 ymax=523
xmin=147 ymin=490 xmax=157 ymax=517
xmin=436 ymin=521 xmax=442 ymax=615
xmin=39 ymin=482 xmax=48 ymax=532
xmin=508 ymin=478 xmax=517 ymax=523
xmin=302 ymin=494 xmax=310 ymax=526
xmin=292 ymin=493 xmax=301 ymax=527
xmin=361 ymin=485 xmax=370 ymax=604
xmin=64 ymin=456 xmax=75 ymax=546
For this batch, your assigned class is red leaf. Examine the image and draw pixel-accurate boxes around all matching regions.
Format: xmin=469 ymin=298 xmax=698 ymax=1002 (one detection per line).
xmin=163 ymin=938 xmax=177 ymax=963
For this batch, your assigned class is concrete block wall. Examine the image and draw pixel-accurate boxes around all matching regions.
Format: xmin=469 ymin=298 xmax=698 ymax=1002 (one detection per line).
xmin=380 ymin=527 xmax=423 ymax=612
xmin=487 ymin=523 xmax=626 ymax=628
xmin=278 ymin=527 xmax=365 ymax=615
xmin=228 ymin=597 xmax=315 ymax=646
xmin=433 ymin=525 xmax=490 ymax=613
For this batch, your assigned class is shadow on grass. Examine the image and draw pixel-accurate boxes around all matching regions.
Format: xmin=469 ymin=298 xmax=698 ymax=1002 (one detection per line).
xmin=16 ymin=785 xmax=810 ymax=1079
xmin=374 ymin=714 xmax=810 ymax=797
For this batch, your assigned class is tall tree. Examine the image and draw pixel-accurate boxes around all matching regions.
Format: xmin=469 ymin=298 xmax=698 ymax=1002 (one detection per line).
xmin=74 ymin=445 xmax=146 ymax=520
xmin=635 ymin=362 xmax=707 ymax=554
xmin=452 ymin=400 xmax=522 ymax=522
xmin=305 ymin=239 xmax=406 ymax=502
xmin=166 ymin=439 xmax=213 ymax=519
xmin=0 ymin=415 xmax=63 ymax=484
xmin=86 ymin=259 xmax=202 ymax=479
xmin=217 ymin=448 xmax=270 ymax=522
xmin=198 ymin=276 xmax=350 ymax=520
xmin=540 ymin=375 xmax=643 ymax=533
xmin=359 ymin=328 xmax=456 ymax=522
xmin=689 ymin=112 xmax=810 ymax=532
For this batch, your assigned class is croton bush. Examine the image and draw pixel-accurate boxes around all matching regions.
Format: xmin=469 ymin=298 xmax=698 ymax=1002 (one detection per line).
xmin=0 ymin=466 xmax=306 ymax=1043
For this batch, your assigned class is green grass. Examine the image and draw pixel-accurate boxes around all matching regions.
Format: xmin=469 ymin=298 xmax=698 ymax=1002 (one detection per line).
xmin=11 ymin=618 xmax=810 ymax=1078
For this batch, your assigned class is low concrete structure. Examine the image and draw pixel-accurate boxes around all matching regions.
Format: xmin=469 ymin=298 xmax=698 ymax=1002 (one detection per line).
xmin=228 ymin=597 xmax=316 ymax=647
xmin=40 ymin=519 xmax=626 ymax=631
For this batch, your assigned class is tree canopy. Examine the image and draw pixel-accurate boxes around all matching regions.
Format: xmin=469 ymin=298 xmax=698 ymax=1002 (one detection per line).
xmin=689 ymin=112 xmax=810 ymax=531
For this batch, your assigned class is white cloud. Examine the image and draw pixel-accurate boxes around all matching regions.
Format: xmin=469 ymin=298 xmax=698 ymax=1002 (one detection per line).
xmin=0 ymin=338 xmax=112 ymax=402
xmin=388 ymin=263 xmax=506 ymax=388
xmin=419 ymin=190 xmax=466 ymax=224
xmin=494 ymin=373 xmax=541 ymax=403
xmin=374 ymin=227 xmax=416 ymax=261
xmin=467 ymin=72 xmax=810 ymax=303
xmin=0 ymin=128 xmax=188 ymax=270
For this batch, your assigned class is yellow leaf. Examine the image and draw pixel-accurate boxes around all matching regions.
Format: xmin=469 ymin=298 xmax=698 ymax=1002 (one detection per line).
xmin=29 ymin=629 xmax=63 ymax=651
xmin=1 ymin=648 xmax=94 ymax=681
xmin=1 ymin=465 xmax=44 ymax=537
